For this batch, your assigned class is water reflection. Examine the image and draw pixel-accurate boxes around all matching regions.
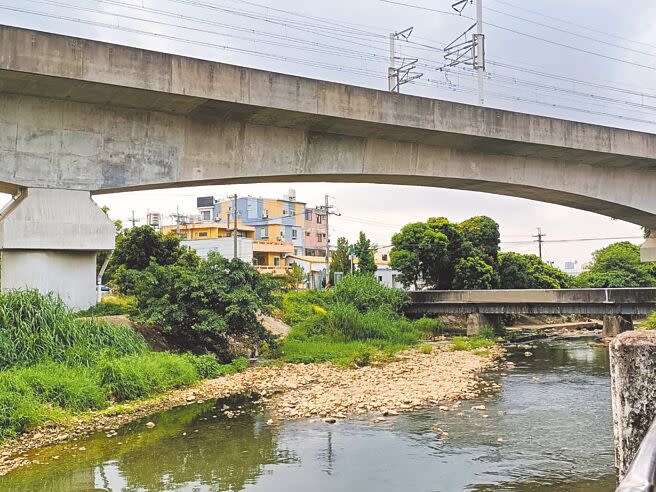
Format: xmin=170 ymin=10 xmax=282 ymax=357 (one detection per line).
xmin=2 ymin=339 xmax=616 ymax=492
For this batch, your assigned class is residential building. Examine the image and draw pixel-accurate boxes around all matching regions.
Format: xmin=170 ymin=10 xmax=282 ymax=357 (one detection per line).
xmin=374 ymin=247 xmax=402 ymax=289
xmin=160 ymin=221 xmax=255 ymax=241
xmin=303 ymin=207 xmax=328 ymax=257
xmin=181 ymin=237 xmax=253 ymax=263
xmin=285 ymin=254 xmax=329 ymax=289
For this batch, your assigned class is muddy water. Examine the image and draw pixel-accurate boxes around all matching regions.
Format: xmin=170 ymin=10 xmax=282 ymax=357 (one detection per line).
xmin=1 ymin=338 xmax=615 ymax=491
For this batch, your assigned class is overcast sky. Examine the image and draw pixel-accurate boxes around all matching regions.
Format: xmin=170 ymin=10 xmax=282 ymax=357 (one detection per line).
xmin=2 ymin=0 xmax=655 ymax=267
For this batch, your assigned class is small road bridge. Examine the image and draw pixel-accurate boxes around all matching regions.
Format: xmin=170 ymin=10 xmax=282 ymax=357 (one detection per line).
xmin=406 ymin=288 xmax=656 ymax=337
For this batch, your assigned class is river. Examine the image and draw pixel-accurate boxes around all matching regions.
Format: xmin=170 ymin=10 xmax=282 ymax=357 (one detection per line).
xmin=1 ymin=338 xmax=616 ymax=491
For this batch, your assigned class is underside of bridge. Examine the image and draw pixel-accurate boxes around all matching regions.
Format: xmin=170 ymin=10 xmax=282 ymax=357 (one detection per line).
xmin=1 ymin=25 xmax=655 ymax=306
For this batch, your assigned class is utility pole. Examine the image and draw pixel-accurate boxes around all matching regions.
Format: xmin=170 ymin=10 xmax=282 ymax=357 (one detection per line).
xmin=533 ymin=227 xmax=546 ymax=259
xmin=169 ymin=206 xmax=185 ymax=237
xmin=317 ymin=195 xmax=340 ymax=289
xmin=388 ymin=27 xmax=422 ymax=93
xmin=475 ymin=0 xmax=485 ymax=106
xmin=128 ymin=210 xmax=141 ymax=228
xmin=232 ymin=194 xmax=238 ymax=260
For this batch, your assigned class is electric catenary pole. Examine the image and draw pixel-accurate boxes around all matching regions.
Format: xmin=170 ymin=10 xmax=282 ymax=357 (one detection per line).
xmin=232 ymin=194 xmax=239 ymax=260
xmin=533 ymin=227 xmax=546 ymax=259
xmin=317 ymin=195 xmax=340 ymax=289
xmin=444 ymin=0 xmax=485 ymax=105
xmin=388 ymin=27 xmax=423 ymax=93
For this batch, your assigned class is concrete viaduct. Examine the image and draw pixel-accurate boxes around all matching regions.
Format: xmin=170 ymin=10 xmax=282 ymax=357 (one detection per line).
xmin=405 ymin=288 xmax=656 ymax=337
xmin=0 ymin=25 xmax=656 ymax=308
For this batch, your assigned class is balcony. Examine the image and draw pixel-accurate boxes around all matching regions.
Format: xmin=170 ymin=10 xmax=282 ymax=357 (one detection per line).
xmin=255 ymin=265 xmax=290 ymax=276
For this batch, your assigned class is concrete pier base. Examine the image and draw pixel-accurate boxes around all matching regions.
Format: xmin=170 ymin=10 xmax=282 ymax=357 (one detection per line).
xmin=0 ymin=188 xmax=115 ymax=309
xmin=610 ymin=331 xmax=656 ymax=478
xmin=603 ymin=314 xmax=634 ymax=338
xmin=466 ymin=313 xmax=503 ymax=336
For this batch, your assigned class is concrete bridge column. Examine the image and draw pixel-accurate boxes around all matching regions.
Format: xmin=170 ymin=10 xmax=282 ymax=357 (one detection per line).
xmin=641 ymin=233 xmax=656 ymax=262
xmin=466 ymin=313 xmax=503 ymax=336
xmin=603 ymin=314 xmax=634 ymax=338
xmin=610 ymin=331 xmax=656 ymax=479
xmin=0 ymin=188 xmax=115 ymax=310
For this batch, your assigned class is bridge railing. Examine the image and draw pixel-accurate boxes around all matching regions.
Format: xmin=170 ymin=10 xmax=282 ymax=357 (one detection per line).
xmin=616 ymin=417 xmax=656 ymax=492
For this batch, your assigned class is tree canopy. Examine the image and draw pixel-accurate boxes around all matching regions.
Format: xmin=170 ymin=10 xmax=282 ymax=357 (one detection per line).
xmin=353 ymin=231 xmax=377 ymax=275
xmin=574 ymin=242 xmax=656 ymax=287
xmin=497 ymin=252 xmax=571 ymax=289
xmin=330 ymin=237 xmax=351 ymax=283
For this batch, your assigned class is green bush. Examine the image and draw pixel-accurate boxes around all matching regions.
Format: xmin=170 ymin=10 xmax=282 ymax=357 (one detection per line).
xmin=0 ymin=389 xmax=47 ymax=439
xmin=333 ymin=274 xmax=408 ymax=314
xmin=0 ymin=290 xmax=147 ymax=369
xmin=76 ymin=295 xmax=136 ymax=318
xmin=0 ymin=364 xmax=107 ymax=412
xmin=279 ymin=290 xmax=334 ymax=326
xmin=451 ymin=336 xmax=495 ymax=351
xmin=98 ymin=352 xmax=199 ymax=402
xmin=420 ymin=343 xmax=433 ymax=354
xmin=280 ymin=337 xmax=397 ymax=367
xmin=413 ymin=317 xmax=444 ymax=336
xmin=478 ymin=326 xmax=497 ymax=339
xmin=184 ymin=354 xmax=249 ymax=378
xmin=645 ymin=312 xmax=656 ymax=329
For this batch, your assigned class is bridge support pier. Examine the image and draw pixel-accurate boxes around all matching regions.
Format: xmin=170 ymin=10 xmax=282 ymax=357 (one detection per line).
xmin=466 ymin=313 xmax=503 ymax=336
xmin=603 ymin=314 xmax=634 ymax=338
xmin=0 ymin=188 xmax=115 ymax=310
xmin=610 ymin=331 xmax=656 ymax=479
xmin=641 ymin=233 xmax=656 ymax=262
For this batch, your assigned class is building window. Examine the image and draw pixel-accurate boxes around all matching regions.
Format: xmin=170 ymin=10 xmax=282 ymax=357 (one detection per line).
xmin=290 ymin=208 xmax=296 ymax=216
xmin=198 ymin=232 xmax=208 ymax=238
xmin=305 ymin=231 xmax=310 ymax=237
xmin=382 ymin=254 xmax=388 ymax=261
xmin=305 ymin=210 xmax=313 ymax=221
xmin=259 ymin=226 xmax=268 ymax=239
xmin=378 ymin=276 xmax=383 ymax=282
xmin=317 ymin=233 xmax=323 ymax=242
xmin=201 ymin=210 xmax=211 ymax=221
xmin=274 ymin=257 xmax=281 ymax=266
xmin=292 ymin=229 xmax=298 ymax=240
xmin=283 ymin=209 xmax=288 ymax=215
xmin=263 ymin=209 xmax=269 ymax=218
xmin=317 ymin=215 xmax=322 ymax=224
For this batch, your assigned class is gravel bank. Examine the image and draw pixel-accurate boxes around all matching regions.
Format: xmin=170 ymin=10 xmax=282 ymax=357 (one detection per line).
xmin=0 ymin=345 xmax=503 ymax=476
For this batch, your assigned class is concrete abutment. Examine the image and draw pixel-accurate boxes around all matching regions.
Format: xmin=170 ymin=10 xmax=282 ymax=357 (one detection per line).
xmin=610 ymin=331 xmax=656 ymax=479
xmin=0 ymin=188 xmax=115 ymax=309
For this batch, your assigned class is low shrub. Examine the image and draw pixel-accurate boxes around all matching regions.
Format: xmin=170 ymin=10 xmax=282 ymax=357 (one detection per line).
xmin=451 ymin=336 xmax=495 ymax=351
xmin=280 ymin=337 xmax=398 ymax=367
xmin=279 ymin=290 xmax=334 ymax=326
xmin=184 ymin=354 xmax=249 ymax=378
xmin=645 ymin=311 xmax=656 ymax=329
xmin=413 ymin=317 xmax=444 ymax=337
xmin=332 ymin=274 xmax=408 ymax=314
xmin=76 ymin=295 xmax=136 ymax=318
xmin=0 ymin=364 xmax=107 ymax=412
xmin=478 ymin=326 xmax=497 ymax=340
xmin=420 ymin=343 xmax=433 ymax=354
xmin=0 ymin=389 xmax=48 ymax=440
xmin=98 ymin=352 xmax=199 ymax=401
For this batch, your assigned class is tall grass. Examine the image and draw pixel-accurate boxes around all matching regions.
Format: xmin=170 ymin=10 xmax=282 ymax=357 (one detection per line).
xmin=0 ymin=290 xmax=147 ymax=369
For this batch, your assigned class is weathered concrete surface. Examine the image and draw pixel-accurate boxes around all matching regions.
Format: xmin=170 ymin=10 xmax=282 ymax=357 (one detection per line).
xmin=466 ymin=313 xmax=502 ymax=336
xmin=610 ymin=331 xmax=656 ymax=478
xmin=406 ymin=289 xmax=656 ymax=316
xmin=0 ymin=25 xmax=656 ymax=248
xmin=0 ymin=188 xmax=115 ymax=309
xmin=641 ymin=234 xmax=656 ymax=262
xmin=603 ymin=314 xmax=634 ymax=338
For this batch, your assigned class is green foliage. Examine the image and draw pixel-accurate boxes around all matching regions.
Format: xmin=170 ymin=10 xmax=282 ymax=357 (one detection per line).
xmin=0 ymin=290 xmax=147 ymax=369
xmin=0 ymin=363 xmax=106 ymax=412
xmin=459 ymin=216 xmax=500 ymax=265
xmin=130 ymin=253 xmax=277 ymax=357
xmin=478 ymin=326 xmax=496 ymax=340
xmin=330 ymin=237 xmax=352 ymax=283
xmin=98 ymin=352 xmax=200 ymax=401
xmin=453 ymin=256 xmax=495 ymax=289
xmin=497 ymin=252 xmax=571 ymax=289
xmin=279 ymin=289 xmax=334 ymax=326
xmin=332 ymin=274 xmax=407 ymax=314
xmin=106 ymin=225 xmax=198 ymax=291
xmin=0 ymin=388 xmax=50 ymax=440
xmin=420 ymin=343 xmax=433 ymax=354
xmin=451 ymin=336 xmax=495 ymax=351
xmin=76 ymin=295 xmax=136 ymax=317
xmin=574 ymin=242 xmax=656 ymax=288
xmin=353 ymin=232 xmax=377 ymax=275
xmin=644 ymin=312 xmax=656 ymax=329
xmin=282 ymin=263 xmax=306 ymax=292
xmin=413 ymin=317 xmax=444 ymax=337
xmin=184 ymin=354 xmax=248 ymax=378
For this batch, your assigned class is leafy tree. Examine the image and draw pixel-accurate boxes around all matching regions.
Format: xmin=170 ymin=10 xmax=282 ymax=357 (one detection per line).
xmin=452 ymin=257 xmax=495 ymax=289
xmin=459 ymin=216 xmax=500 ymax=266
xmin=575 ymin=242 xmax=656 ymax=287
xmin=425 ymin=217 xmax=474 ymax=289
xmin=131 ymin=253 xmax=276 ymax=360
xmin=391 ymin=222 xmax=448 ymax=288
xmin=105 ymin=226 xmax=195 ymax=285
xmin=283 ymin=263 xmax=306 ymax=292
xmin=498 ymin=252 xmax=571 ymax=289
xmin=353 ymin=232 xmax=377 ymax=275
xmin=330 ymin=237 xmax=351 ymax=283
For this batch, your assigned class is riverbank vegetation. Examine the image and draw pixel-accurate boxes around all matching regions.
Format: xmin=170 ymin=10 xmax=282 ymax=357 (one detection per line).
xmin=0 ymin=290 xmax=246 ymax=441
xmin=275 ymin=274 xmax=443 ymax=366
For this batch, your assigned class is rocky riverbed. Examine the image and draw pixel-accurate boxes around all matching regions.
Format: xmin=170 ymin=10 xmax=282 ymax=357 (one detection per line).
xmin=0 ymin=345 xmax=504 ymax=476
